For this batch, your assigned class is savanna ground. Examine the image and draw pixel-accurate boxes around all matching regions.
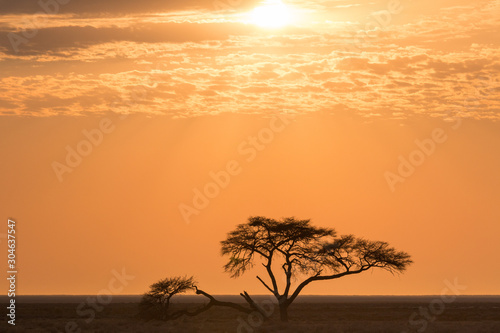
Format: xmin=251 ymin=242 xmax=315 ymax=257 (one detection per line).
xmin=2 ymin=296 xmax=500 ymax=333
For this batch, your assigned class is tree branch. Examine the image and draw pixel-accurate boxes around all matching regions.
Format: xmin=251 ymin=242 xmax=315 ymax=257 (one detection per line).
xmin=256 ymin=275 xmax=275 ymax=294
xmin=191 ymin=287 xmax=253 ymax=314
xmin=239 ymin=291 xmax=268 ymax=317
xmin=282 ymin=254 xmax=293 ymax=297
xmin=288 ymin=267 xmax=371 ymax=305
xmin=265 ymin=252 xmax=280 ymax=296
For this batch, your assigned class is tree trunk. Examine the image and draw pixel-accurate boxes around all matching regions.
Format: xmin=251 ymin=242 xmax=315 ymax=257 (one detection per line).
xmin=279 ymin=303 xmax=288 ymax=322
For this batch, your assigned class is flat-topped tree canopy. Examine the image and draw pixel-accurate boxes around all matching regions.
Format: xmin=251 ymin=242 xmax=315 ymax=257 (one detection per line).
xmin=141 ymin=216 xmax=413 ymax=323
xmin=221 ymin=216 xmax=413 ymax=321
xmin=221 ymin=216 xmax=335 ymax=277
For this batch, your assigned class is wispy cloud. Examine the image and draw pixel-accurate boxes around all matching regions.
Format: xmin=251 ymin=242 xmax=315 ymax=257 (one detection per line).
xmin=0 ymin=0 xmax=499 ymax=118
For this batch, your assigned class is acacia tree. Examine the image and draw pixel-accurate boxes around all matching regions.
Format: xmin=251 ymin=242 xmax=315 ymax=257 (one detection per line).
xmin=139 ymin=276 xmax=196 ymax=320
xmin=139 ymin=276 xmax=253 ymax=321
xmin=221 ymin=216 xmax=413 ymax=321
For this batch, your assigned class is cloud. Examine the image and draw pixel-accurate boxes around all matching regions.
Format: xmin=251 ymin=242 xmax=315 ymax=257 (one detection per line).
xmin=0 ymin=22 xmax=254 ymax=55
xmin=0 ymin=0 xmax=261 ymax=15
xmin=0 ymin=0 xmax=499 ymax=119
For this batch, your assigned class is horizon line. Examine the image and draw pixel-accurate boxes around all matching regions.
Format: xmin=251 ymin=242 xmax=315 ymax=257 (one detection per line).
xmin=7 ymin=294 xmax=500 ymax=297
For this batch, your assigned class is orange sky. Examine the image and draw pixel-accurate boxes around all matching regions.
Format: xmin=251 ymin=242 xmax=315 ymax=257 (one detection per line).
xmin=1 ymin=0 xmax=499 ymax=296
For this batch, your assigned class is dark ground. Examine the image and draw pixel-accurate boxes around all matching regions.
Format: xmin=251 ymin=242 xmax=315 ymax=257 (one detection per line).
xmin=2 ymin=296 xmax=499 ymax=332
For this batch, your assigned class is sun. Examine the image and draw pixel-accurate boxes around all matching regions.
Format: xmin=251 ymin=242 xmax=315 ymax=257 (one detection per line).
xmin=247 ymin=0 xmax=294 ymax=28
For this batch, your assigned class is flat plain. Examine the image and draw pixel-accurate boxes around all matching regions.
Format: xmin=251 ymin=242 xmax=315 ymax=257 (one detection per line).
xmin=3 ymin=296 xmax=499 ymax=332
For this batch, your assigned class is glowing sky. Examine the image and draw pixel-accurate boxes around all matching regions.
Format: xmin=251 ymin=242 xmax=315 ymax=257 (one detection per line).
xmin=0 ymin=0 xmax=500 ymax=296
xmin=0 ymin=0 xmax=498 ymax=118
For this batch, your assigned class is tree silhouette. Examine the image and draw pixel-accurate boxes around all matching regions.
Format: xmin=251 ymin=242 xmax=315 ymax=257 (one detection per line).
xmin=140 ymin=216 xmax=413 ymax=322
xmin=221 ymin=216 xmax=413 ymax=321
xmin=138 ymin=276 xmax=196 ymax=320
xmin=138 ymin=276 xmax=253 ymax=321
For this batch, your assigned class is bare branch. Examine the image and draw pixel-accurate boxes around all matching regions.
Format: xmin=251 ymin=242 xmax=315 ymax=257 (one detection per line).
xmin=219 ymin=216 xmax=413 ymax=322
xmin=256 ymin=275 xmax=275 ymax=294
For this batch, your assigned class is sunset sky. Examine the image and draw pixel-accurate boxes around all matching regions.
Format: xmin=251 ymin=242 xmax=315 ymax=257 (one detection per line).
xmin=1 ymin=0 xmax=499 ymax=296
